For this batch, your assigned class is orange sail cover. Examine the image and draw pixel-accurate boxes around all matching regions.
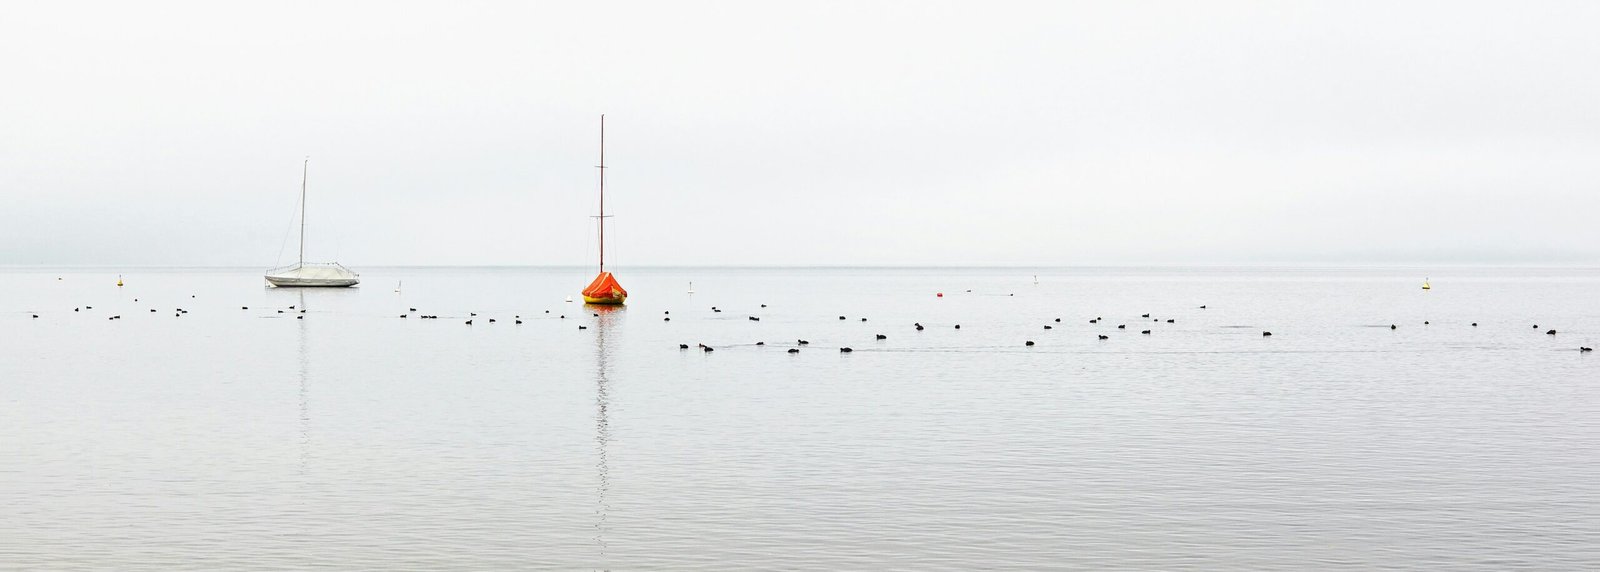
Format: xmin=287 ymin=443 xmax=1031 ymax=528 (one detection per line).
xmin=582 ymin=271 xmax=627 ymax=304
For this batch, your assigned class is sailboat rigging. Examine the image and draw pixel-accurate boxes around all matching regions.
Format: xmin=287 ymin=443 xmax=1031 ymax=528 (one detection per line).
xmin=265 ymin=158 xmax=360 ymax=287
xmin=581 ymin=115 xmax=627 ymax=305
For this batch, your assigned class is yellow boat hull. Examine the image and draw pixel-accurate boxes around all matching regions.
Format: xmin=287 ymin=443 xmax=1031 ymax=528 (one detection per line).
xmin=584 ymin=295 xmax=626 ymax=305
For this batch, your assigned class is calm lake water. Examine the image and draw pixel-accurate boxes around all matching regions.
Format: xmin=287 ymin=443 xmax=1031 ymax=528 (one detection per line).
xmin=3 ymin=266 xmax=1598 ymax=570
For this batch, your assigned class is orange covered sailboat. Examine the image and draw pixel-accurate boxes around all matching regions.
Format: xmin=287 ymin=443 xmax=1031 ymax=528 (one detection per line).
xmin=582 ymin=114 xmax=627 ymax=305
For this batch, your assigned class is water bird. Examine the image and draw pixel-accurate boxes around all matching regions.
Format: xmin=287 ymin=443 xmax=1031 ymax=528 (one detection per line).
xmin=861 ymin=318 xmax=867 ymax=322
xmin=296 ymin=316 xmax=303 ymax=320
xmin=488 ymin=319 xmax=496 ymax=323
xmin=85 ymin=306 xmax=92 ymax=309
xmin=1141 ymin=313 xmax=1150 ymax=318
xmin=915 ymin=324 xmax=925 ymax=331
xmin=1391 ymin=324 xmax=1397 ymax=330
xmin=289 ymin=305 xmax=296 ymax=309
xmin=1581 ymin=347 xmax=1592 ymax=352
xmin=134 ymin=298 xmax=139 ymax=302
xmin=401 ymin=314 xmax=408 ymax=318
xmin=761 ymin=304 xmax=767 ymax=308
xmin=409 ymin=308 xmax=417 ymax=312
xmin=1054 ymin=318 xmax=1061 ymax=323
xmin=839 ymin=316 xmax=846 ymax=320
xmin=465 ymin=320 xmax=473 ymax=325
xmin=592 ymin=313 xmax=599 ymax=317
xmin=714 ymin=309 xmax=722 ymax=313
xmin=150 ymin=309 xmax=156 ymax=312
xmin=75 ymin=308 xmax=80 ymax=312
xmin=798 ymin=339 xmax=810 ymax=345
xmin=664 ymin=317 xmax=671 ymax=321
xmin=1534 ymin=325 xmax=1539 ymax=329
xmin=579 ymin=325 xmax=588 ymax=330
xmin=680 ymin=344 xmax=689 ymax=349
xmin=1117 ymin=324 xmax=1126 ymax=329
xmin=954 ymin=324 xmax=961 ymax=329
xmin=1025 ymin=341 xmax=1035 ymax=346
xmin=241 ymin=306 xmax=246 ymax=310
xmin=1098 ymin=335 xmax=1108 ymax=340
xmin=1424 ymin=321 xmax=1430 ymax=325
xmin=1089 ymin=319 xmax=1098 ymax=324
xmin=788 ymin=348 xmax=800 ymax=354
xmin=277 ymin=310 xmax=284 ymax=314
xmin=876 ymin=334 xmax=887 ymax=340
xmin=1043 ymin=325 xmax=1052 ymax=330
xmin=703 ymin=346 xmax=714 ymax=352
xmin=560 ymin=315 xmax=566 ymax=319
xmin=1200 ymin=305 xmax=1207 ymax=309
xmin=1472 ymin=322 xmax=1478 ymax=327
xmin=756 ymin=342 xmax=765 ymax=346
xmin=545 ymin=310 xmax=551 ymax=313
xmin=1166 ymin=319 xmax=1175 ymax=323
xmin=840 ymin=347 xmax=853 ymax=352
xmin=1262 ymin=331 xmax=1273 ymax=336
xmin=1547 ymin=329 xmax=1557 ymax=335
xmin=32 ymin=314 xmax=38 ymax=318
xmin=515 ymin=319 xmax=522 ymax=324
xmin=749 ymin=316 xmax=759 ymax=321
xmin=1141 ymin=330 xmax=1151 ymax=335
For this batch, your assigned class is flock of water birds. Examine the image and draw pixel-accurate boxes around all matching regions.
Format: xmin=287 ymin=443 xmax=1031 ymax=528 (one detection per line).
xmin=16 ymin=279 xmax=1595 ymax=355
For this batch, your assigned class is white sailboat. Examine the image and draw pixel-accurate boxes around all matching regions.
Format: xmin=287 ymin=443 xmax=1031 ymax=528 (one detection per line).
xmin=265 ymin=158 xmax=360 ymax=287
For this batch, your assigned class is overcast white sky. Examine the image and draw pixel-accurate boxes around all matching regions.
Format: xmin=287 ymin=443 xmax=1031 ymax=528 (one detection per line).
xmin=2 ymin=1 xmax=1597 ymax=267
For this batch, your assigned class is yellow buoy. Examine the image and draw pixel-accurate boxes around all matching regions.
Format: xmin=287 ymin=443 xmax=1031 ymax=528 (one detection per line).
xmin=117 ymin=275 xmax=124 ymax=287
xmin=1421 ymin=278 xmax=1430 ymax=290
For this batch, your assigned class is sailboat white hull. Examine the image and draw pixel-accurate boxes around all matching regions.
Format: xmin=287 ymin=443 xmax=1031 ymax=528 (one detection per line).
xmin=265 ymin=263 xmax=359 ymax=287
xmin=265 ymin=275 xmax=359 ymax=287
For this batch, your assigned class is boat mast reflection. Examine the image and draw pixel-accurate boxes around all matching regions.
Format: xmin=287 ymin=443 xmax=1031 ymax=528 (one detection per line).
xmin=592 ymin=305 xmax=621 ymax=566
xmin=296 ymin=289 xmax=311 ymax=475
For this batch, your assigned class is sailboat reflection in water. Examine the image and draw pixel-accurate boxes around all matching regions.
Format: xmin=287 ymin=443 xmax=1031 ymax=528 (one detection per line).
xmin=591 ymin=306 xmax=619 ymax=564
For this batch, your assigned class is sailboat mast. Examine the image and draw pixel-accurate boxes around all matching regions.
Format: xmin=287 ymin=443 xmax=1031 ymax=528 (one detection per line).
xmin=598 ymin=114 xmax=606 ymax=273
xmin=299 ymin=157 xmax=308 ymax=267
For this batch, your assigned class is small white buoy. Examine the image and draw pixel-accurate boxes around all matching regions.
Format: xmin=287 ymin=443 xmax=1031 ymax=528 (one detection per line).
xmin=565 ymin=295 xmax=573 ymax=303
xmin=688 ymin=281 xmax=695 ymax=294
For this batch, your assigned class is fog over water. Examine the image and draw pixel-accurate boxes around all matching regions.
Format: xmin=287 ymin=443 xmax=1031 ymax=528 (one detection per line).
xmin=4 ymin=1 xmax=1599 ymax=267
